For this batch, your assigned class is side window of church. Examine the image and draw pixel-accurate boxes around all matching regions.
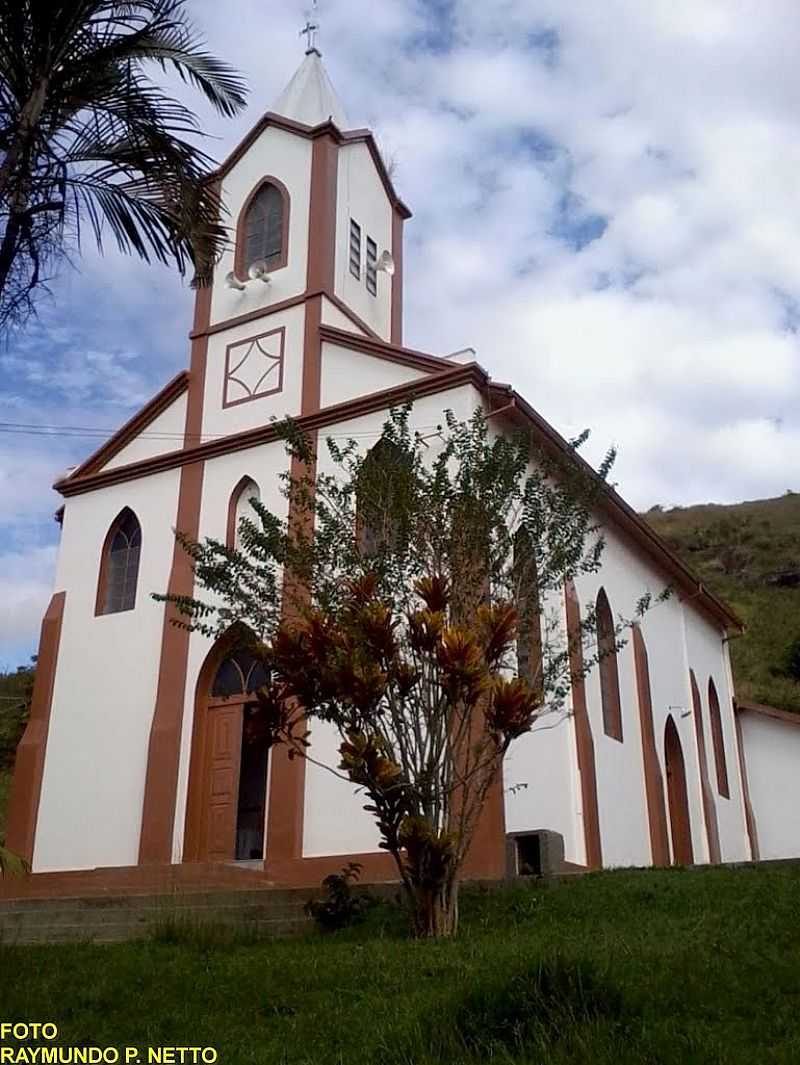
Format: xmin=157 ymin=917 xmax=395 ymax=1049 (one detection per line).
xmin=513 ymin=528 xmax=544 ymax=698
xmin=230 ymin=478 xmax=261 ymax=552
xmin=98 ymin=508 xmax=141 ymax=615
xmin=707 ymin=678 xmax=730 ymax=798
xmin=349 ymin=219 xmax=362 ymax=278
xmin=596 ymin=587 xmax=623 ymax=741
xmin=366 ymin=236 xmax=378 ymax=296
xmin=242 ymin=183 xmax=285 ymax=274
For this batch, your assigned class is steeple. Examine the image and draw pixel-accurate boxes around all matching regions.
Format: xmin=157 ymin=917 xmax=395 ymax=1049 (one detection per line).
xmin=271 ymin=51 xmax=349 ymax=129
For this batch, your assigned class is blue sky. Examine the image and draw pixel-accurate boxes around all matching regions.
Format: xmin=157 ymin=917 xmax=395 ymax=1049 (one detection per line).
xmin=2 ymin=0 xmax=799 ymax=667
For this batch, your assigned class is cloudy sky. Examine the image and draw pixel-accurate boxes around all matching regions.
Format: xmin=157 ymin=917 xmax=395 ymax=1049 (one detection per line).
xmin=2 ymin=0 xmax=799 ymax=667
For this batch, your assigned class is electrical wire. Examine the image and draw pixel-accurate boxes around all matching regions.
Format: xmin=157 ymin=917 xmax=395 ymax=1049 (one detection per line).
xmin=0 ymin=420 xmax=442 ymax=442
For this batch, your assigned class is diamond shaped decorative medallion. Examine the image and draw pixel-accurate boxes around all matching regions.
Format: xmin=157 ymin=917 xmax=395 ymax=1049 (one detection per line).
xmin=223 ymin=327 xmax=285 ymax=408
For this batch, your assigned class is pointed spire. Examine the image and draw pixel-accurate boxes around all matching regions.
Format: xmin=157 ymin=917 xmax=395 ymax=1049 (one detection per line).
xmin=271 ymin=51 xmax=349 ymax=129
xmin=272 ymin=3 xmax=349 ymax=128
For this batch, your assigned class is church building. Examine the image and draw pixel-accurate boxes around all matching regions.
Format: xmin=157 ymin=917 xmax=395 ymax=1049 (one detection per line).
xmin=5 ymin=44 xmax=799 ymax=891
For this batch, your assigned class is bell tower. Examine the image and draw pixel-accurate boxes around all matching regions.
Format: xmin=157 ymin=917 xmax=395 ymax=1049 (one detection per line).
xmin=188 ymin=37 xmax=411 ymax=446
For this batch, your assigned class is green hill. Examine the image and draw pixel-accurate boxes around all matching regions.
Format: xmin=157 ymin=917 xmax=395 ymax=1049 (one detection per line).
xmin=642 ymin=492 xmax=800 ymax=713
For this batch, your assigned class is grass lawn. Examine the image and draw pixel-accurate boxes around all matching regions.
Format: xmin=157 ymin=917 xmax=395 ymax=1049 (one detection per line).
xmin=2 ymin=865 xmax=799 ymax=1064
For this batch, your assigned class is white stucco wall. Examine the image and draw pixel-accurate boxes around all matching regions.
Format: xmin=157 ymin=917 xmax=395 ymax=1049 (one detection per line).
xmin=334 ymin=142 xmax=393 ymax=341
xmin=319 ymin=340 xmax=426 ymax=409
xmin=103 ymin=392 xmax=187 ymax=470
xmin=34 ymin=469 xmax=181 ymax=872
xmin=201 ymin=302 xmax=306 ymax=440
xmin=681 ymin=607 xmax=750 ymax=862
xmin=503 ymin=588 xmax=582 ymax=863
xmin=568 ymin=533 xmax=655 ymax=867
xmin=320 ymin=296 xmax=367 ymax=336
xmin=502 ymin=505 xmax=751 ymax=871
xmin=210 ymin=126 xmax=312 ymax=327
xmin=739 ymin=711 xmax=800 ymax=860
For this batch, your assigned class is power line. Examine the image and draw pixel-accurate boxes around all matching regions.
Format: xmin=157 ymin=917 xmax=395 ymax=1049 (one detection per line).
xmin=0 ymin=420 xmax=442 ymax=443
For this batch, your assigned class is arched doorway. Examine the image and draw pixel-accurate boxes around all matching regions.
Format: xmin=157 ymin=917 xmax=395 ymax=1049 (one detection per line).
xmin=183 ymin=639 xmax=271 ymax=863
xmin=664 ymin=715 xmax=694 ymax=866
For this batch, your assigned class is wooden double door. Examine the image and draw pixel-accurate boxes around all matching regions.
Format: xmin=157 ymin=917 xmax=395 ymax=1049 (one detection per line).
xmin=184 ymin=643 xmax=273 ymax=863
xmin=199 ymin=699 xmax=270 ymax=862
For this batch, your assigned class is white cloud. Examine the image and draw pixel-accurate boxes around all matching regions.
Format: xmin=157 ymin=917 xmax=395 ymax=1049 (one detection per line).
xmin=3 ymin=0 xmax=800 ymax=658
xmin=0 ymin=544 xmax=58 ymax=668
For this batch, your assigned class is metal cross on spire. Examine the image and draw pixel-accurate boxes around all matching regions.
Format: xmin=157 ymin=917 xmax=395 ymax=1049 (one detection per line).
xmin=300 ymin=0 xmax=321 ymax=56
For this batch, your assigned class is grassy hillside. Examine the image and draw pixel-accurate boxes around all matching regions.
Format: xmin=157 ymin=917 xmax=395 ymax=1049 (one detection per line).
xmin=1 ymin=867 xmax=799 ymax=1063
xmin=643 ymin=492 xmax=800 ymax=713
xmin=0 ymin=665 xmax=32 ymax=840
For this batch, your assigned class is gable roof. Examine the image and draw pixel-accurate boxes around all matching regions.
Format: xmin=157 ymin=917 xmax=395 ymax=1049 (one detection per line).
xmin=68 ymin=371 xmax=189 ymax=479
xmin=54 ymin=335 xmax=743 ymax=632
xmin=208 ymin=113 xmax=411 ymax=220
xmin=735 ymin=699 xmax=800 ymax=727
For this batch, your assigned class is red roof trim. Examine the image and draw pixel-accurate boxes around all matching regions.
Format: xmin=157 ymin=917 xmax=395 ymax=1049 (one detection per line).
xmin=65 ymin=371 xmax=189 ymax=481
xmin=319 ymin=324 xmax=449 ymax=374
xmin=58 ymin=338 xmax=741 ymax=631
xmin=490 ymin=386 xmax=743 ymax=632
xmin=735 ymin=699 xmax=800 ymax=726
xmin=210 ymin=112 xmax=411 ymax=219
xmin=56 ymin=362 xmax=485 ymax=497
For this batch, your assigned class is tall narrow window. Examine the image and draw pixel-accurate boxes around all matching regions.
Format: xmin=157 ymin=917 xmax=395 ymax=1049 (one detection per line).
xmin=349 ymin=219 xmax=362 ymax=278
xmin=356 ymin=438 xmax=411 ymax=557
xmin=227 ymin=477 xmax=261 ymax=551
xmin=236 ymin=179 xmax=289 ymax=279
xmin=596 ymin=587 xmax=623 ymax=741
xmin=513 ymin=528 xmax=543 ymax=697
xmin=707 ymin=678 xmax=730 ymax=798
xmin=97 ymin=508 xmax=141 ymax=615
xmin=366 ymin=236 xmax=378 ymax=296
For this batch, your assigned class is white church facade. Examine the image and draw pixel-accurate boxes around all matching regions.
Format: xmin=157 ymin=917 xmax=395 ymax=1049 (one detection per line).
xmin=6 ymin=49 xmax=799 ymax=890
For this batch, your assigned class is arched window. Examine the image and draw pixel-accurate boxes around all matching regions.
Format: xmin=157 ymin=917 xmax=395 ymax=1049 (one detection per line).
xmin=707 ymin=678 xmax=730 ymax=798
xmin=513 ymin=528 xmax=543 ymax=696
xmin=211 ymin=648 xmax=269 ymax=699
xmin=664 ymin=715 xmax=694 ymax=865
xmin=235 ymin=178 xmax=290 ymax=279
xmin=226 ymin=477 xmax=261 ymax=550
xmin=690 ymin=668 xmax=721 ymax=862
xmin=96 ymin=508 xmax=141 ymax=615
xmin=596 ymin=587 xmax=623 ymax=741
xmin=356 ymin=438 xmax=411 ymax=557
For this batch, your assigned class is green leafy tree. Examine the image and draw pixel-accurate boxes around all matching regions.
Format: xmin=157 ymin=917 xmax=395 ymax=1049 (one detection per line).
xmin=0 ymin=661 xmax=35 ymax=877
xmin=162 ymin=406 xmax=657 ymax=937
xmin=0 ymin=0 xmax=248 ymax=332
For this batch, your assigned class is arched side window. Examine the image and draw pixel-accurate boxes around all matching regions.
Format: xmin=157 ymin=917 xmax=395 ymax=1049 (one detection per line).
xmin=356 ymin=438 xmax=411 ymax=558
xmin=513 ymin=528 xmax=543 ymax=696
xmin=234 ymin=177 xmax=290 ymax=279
xmin=596 ymin=587 xmax=623 ymax=741
xmin=96 ymin=507 xmax=141 ymax=615
xmin=707 ymin=678 xmax=730 ymax=798
xmin=226 ymin=477 xmax=261 ymax=550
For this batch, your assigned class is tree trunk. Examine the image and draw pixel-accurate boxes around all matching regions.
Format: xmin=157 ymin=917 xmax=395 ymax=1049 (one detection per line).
xmin=406 ymin=874 xmax=459 ymax=938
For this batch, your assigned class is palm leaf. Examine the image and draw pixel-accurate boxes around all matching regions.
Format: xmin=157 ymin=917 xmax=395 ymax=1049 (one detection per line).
xmin=0 ymin=0 xmax=248 ymax=323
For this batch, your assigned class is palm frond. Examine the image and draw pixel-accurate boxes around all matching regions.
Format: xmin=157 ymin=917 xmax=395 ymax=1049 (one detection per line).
xmin=0 ymin=0 xmax=248 ymax=325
